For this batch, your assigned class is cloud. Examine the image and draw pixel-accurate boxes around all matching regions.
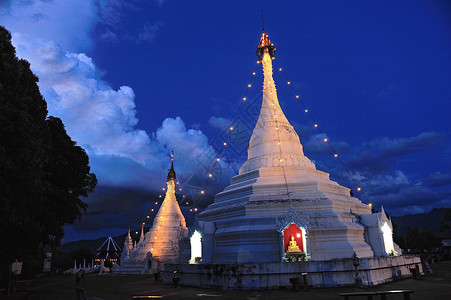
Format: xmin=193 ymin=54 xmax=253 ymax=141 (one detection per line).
xmin=303 ymin=133 xmax=350 ymax=155
xmin=0 ymin=0 xmax=98 ymax=52
xmin=347 ymin=132 xmax=444 ymax=173
xmin=209 ymin=116 xmax=232 ymax=130
xmin=138 ymin=21 xmax=164 ymax=43
xmin=9 ymin=28 xmax=224 ymax=193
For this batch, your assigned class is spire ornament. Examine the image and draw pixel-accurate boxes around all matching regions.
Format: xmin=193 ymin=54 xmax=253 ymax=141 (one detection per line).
xmin=167 ymin=151 xmax=176 ymax=182
xmin=256 ymin=30 xmax=276 ymax=60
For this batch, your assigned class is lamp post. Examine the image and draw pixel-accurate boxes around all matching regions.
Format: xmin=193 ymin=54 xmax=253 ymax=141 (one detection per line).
xmin=352 ymin=252 xmax=363 ymax=288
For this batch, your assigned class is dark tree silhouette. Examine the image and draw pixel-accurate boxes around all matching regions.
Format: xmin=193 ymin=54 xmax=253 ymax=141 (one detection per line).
xmin=0 ymin=26 xmax=97 ymax=280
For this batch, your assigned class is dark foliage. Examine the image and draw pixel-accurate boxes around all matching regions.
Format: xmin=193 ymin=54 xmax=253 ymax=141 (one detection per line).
xmin=405 ymin=226 xmax=441 ymax=252
xmin=0 ymin=26 xmax=97 ymax=282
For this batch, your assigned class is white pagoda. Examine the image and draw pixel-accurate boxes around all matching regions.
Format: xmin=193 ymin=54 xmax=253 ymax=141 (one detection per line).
xmin=198 ymin=29 xmax=378 ymax=263
xmin=116 ymin=159 xmax=188 ymax=274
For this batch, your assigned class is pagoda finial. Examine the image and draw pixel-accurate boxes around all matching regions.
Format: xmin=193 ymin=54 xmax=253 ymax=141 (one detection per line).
xmin=167 ymin=150 xmax=176 ymax=182
xmin=261 ymin=9 xmax=265 ymax=32
xmin=256 ymin=21 xmax=276 ymax=60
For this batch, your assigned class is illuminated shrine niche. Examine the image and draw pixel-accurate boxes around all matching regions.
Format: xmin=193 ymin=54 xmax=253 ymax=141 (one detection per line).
xmin=190 ymin=231 xmax=202 ymax=263
xmin=381 ymin=222 xmax=395 ymax=255
xmin=283 ymin=224 xmax=304 ymax=252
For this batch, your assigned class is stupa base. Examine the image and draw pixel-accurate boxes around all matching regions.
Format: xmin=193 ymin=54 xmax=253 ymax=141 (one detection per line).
xmin=160 ymin=255 xmax=421 ymax=289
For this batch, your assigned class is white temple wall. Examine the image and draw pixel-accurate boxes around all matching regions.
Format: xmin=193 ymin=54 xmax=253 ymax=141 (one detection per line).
xmin=161 ymin=255 xmax=422 ymax=289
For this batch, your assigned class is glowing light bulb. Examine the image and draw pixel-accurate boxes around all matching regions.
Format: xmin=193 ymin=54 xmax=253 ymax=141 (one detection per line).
xmin=208 ymin=173 xmax=213 ymax=178
xmin=154 ymin=237 xmax=157 ymax=239
xmin=314 ymin=124 xmax=318 ymax=127
xmin=183 ymin=195 xmax=185 ymax=197
xmin=151 ymin=209 xmax=154 ymax=212
xmin=305 ymin=109 xmax=308 ymax=113
xmin=279 ymin=68 xmax=282 ymax=71
xmin=136 ymin=231 xmax=138 ymax=234
xmin=201 ymin=190 xmax=205 ymax=194
xmin=276 ymin=127 xmax=279 ymax=130
xmin=243 ymin=97 xmax=246 ymax=101
xmin=230 ymin=126 xmax=234 ymax=131
xmin=223 ymin=142 xmax=227 ymax=146
xmin=162 ymin=188 xmax=165 ymax=191
xmin=324 ymin=138 xmax=328 ymax=142
xmin=252 ymin=72 xmax=256 ymax=75
xmin=334 ymin=154 xmax=338 ymax=157
xmin=248 ymin=84 xmax=251 ymax=88
xmin=190 ymin=209 xmax=193 ymax=212
xmin=179 ymin=188 xmax=182 ymax=191
xmin=278 ymin=142 xmax=281 ymax=145
xmin=279 ymin=159 xmax=283 ymax=162
xmin=296 ymin=233 xmax=301 ymax=238
xmin=151 ymin=248 xmax=153 ymax=251
xmin=186 ymin=202 xmax=188 ymax=204
xmin=147 ymin=215 xmax=150 ymax=218
xmin=369 ymin=203 xmax=372 ymax=207
xmin=287 ymin=81 xmax=291 ymax=85
xmin=155 ymin=202 xmax=158 ymax=205
xmin=194 ymin=208 xmax=198 ymax=211
xmin=216 ymin=158 xmax=220 ymax=162
xmin=357 ymin=187 xmax=362 ymax=191
xmin=159 ymin=195 xmax=162 ymax=198
xmin=296 ymin=95 xmax=299 ymax=98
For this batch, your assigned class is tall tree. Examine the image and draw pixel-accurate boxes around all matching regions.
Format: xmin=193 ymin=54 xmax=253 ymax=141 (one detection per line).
xmin=0 ymin=26 xmax=97 ymax=279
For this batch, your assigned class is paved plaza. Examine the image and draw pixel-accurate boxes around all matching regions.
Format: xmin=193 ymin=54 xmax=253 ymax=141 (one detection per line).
xmin=8 ymin=260 xmax=451 ymax=299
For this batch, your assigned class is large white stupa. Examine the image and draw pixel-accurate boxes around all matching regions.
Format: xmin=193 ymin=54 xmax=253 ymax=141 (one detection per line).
xmin=198 ymin=29 xmax=378 ymax=263
xmin=116 ymin=159 xmax=188 ymax=274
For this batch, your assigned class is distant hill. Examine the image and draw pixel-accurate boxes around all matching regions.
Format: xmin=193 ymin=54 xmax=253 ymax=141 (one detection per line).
xmin=61 ymin=234 xmax=127 ymax=254
xmin=391 ymin=208 xmax=448 ymax=236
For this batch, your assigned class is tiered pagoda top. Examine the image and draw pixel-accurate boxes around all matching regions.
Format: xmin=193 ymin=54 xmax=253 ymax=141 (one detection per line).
xmin=239 ymin=30 xmax=315 ymax=174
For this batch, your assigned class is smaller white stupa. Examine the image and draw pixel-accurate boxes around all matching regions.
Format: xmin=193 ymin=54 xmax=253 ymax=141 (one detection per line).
xmin=116 ymin=156 xmax=188 ymax=274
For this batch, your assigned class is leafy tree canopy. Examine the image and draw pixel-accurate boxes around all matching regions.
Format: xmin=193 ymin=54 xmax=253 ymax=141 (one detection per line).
xmin=0 ymin=26 xmax=97 ymax=278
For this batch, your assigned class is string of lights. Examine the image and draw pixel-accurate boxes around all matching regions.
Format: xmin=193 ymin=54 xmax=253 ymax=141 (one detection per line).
xmin=139 ymin=51 xmax=375 ymax=230
xmin=273 ymin=59 xmax=372 ymax=207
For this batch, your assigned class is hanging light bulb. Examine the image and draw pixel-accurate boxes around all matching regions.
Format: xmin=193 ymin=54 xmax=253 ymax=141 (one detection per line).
xmin=334 ymin=154 xmax=338 ymax=157
xmin=279 ymin=68 xmax=282 ymax=71
xmin=208 ymin=173 xmax=213 ymax=178
xmin=243 ymin=97 xmax=246 ymax=101
xmin=357 ymin=187 xmax=362 ymax=191
xmin=151 ymin=209 xmax=154 ymax=212
xmin=287 ymin=81 xmax=291 ymax=85
xmin=230 ymin=126 xmax=234 ymax=131
xmin=155 ymin=202 xmax=158 ymax=205
xmin=248 ymin=84 xmax=251 ymax=88
xmin=369 ymin=203 xmax=372 ymax=207
xmin=314 ymin=124 xmax=318 ymax=127
xmin=324 ymin=138 xmax=328 ymax=142
xmin=147 ymin=215 xmax=150 ymax=218
xmin=194 ymin=208 xmax=198 ymax=211
xmin=162 ymin=188 xmax=165 ymax=191
xmin=159 ymin=195 xmax=162 ymax=198
xmin=186 ymin=202 xmax=189 ymax=205
xmin=216 ymin=158 xmax=220 ymax=162
xmin=179 ymin=188 xmax=182 ymax=191
xmin=305 ymin=109 xmax=308 ymax=113
xmin=201 ymin=190 xmax=205 ymax=194
xmin=252 ymin=72 xmax=256 ymax=75
xmin=296 ymin=95 xmax=299 ymax=98
xmin=190 ymin=209 xmax=193 ymax=212
xmin=223 ymin=142 xmax=227 ymax=146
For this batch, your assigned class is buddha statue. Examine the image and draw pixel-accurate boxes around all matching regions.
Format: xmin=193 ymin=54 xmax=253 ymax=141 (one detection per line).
xmin=287 ymin=235 xmax=301 ymax=252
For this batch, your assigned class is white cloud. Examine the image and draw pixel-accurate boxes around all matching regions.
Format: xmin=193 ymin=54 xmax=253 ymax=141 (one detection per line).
xmin=2 ymin=0 xmax=222 ymax=191
xmin=209 ymin=116 xmax=232 ymax=130
xmin=0 ymin=0 xmax=98 ymax=52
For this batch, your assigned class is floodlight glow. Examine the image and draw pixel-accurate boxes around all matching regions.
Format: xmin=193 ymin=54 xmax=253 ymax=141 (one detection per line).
xmin=381 ymin=222 xmax=395 ymax=255
xmin=190 ymin=231 xmax=202 ymax=263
